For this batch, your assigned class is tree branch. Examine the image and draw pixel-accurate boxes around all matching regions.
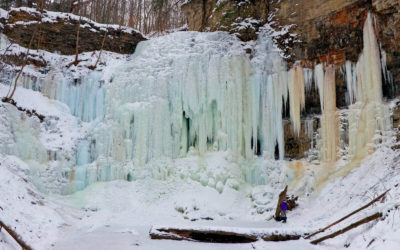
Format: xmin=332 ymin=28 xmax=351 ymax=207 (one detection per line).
xmin=310 ymin=212 xmax=382 ymax=245
xmin=0 ymin=220 xmax=33 ymax=250
xmin=305 ymin=189 xmax=390 ymax=239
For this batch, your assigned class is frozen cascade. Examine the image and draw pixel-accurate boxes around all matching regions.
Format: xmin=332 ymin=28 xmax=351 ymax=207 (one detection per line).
xmin=347 ymin=13 xmax=392 ymax=161
xmin=0 ymin=69 xmax=105 ymax=123
xmin=317 ymin=13 xmax=392 ymax=164
xmin=67 ymin=31 xmax=292 ymax=190
xmin=41 ymin=72 xmax=105 ymax=122
xmin=0 ymin=105 xmax=48 ymax=163
xmin=0 ymin=12 xmax=394 ymax=194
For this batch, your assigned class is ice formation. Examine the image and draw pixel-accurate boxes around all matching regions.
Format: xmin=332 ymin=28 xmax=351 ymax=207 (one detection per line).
xmin=319 ymin=64 xmax=339 ymax=162
xmin=74 ymin=31 xmax=293 ymax=190
xmin=288 ymin=65 xmax=305 ymax=136
xmin=1 ymin=31 xmax=294 ymax=192
xmin=346 ymin=13 xmax=392 ymax=161
xmin=315 ymin=13 xmax=392 ymax=163
xmin=0 ymin=12 xmax=395 ymax=193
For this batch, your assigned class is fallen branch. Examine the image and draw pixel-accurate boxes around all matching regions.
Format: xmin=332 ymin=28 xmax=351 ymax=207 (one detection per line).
xmin=305 ymin=189 xmax=390 ymax=239
xmin=0 ymin=220 xmax=33 ymax=250
xmin=310 ymin=212 xmax=382 ymax=245
xmin=150 ymin=226 xmax=306 ymax=243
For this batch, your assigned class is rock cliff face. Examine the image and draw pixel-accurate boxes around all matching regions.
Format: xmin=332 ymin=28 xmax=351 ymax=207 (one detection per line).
xmin=182 ymin=0 xmax=269 ymax=41
xmin=0 ymin=7 xmax=146 ymax=56
xmin=182 ymin=0 xmax=400 ymax=159
xmin=284 ymin=119 xmax=318 ymax=159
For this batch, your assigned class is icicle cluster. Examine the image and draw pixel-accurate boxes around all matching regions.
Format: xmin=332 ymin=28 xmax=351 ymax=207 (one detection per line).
xmin=345 ymin=13 xmax=392 ymax=161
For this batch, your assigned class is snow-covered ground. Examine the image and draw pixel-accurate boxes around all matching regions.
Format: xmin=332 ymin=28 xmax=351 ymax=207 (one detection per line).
xmin=0 ymin=130 xmax=399 ymax=249
xmin=0 ymin=83 xmax=399 ymax=249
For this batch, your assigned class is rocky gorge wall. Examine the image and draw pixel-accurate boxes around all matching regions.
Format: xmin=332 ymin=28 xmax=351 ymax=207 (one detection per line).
xmin=182 ymin=0 xmax=400 ymax=159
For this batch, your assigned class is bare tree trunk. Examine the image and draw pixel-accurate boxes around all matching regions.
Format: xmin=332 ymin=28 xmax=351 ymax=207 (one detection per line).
xmin=0 ymin=220 xmax=33 ymax=250
xmin=16 ymin=0 xmax=23 ymax=8
xmin=90 ymin=27 xmax=107 ymax=70
xmin=37 ymin=0 xmax=45 ymax=12
xmin=127 ymin=0 xmax=134 ymax=27
xmin=73 ymin=16 xmax=81 ymax=66
xmin=3 ymin=27 xmax=37 ymax=102
xmin=119 ymin=0 xmax=126 ymax=26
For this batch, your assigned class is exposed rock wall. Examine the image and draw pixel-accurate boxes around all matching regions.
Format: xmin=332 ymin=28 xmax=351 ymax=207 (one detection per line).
xmin=182 ymin=0 xmax=269 ymax=41
xmin=284 ymin=119 xmax=318 ymax=159
xmin=0 ymin=7 xmax=146 ymax=55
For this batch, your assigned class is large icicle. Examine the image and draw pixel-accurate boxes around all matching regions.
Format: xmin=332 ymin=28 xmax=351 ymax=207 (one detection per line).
xmin=314 ymin=64 xmax=325 ymax=111
xmin=319 ymin=65 xmax=339 ymax=162
xmin=345 ymin=61 xmax=357 ymax=105
xmin=288 ymin=65 xmax=305 ymax=136
xmin=347 ymin=13 xmax=391 ymax=161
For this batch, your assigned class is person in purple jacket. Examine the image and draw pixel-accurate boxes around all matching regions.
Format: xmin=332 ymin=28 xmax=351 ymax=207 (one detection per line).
xmin=280 ymin=197 xmax=288 ymax=223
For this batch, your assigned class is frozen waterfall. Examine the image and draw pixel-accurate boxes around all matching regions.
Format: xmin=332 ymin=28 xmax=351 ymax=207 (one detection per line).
xmin=72 ymin=31 xmax=291 ymax=190
xmin=0 ymin=13 xmax=395 ymax=193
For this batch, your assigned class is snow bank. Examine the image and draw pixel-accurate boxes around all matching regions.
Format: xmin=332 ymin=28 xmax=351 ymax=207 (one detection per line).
xmin=0 ymin=156 xmax=68 ymax=249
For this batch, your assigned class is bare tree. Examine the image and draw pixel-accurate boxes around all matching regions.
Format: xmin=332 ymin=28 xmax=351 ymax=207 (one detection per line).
xmin=72 ymin=15 xmax=81 ymax=66
xmin=89 ymin=27 xmax=107 ymax=70
xmin=3 ymin=28 xmax=37 ymax=102
xmin=2 ymin=0 xmax=187 ymax=35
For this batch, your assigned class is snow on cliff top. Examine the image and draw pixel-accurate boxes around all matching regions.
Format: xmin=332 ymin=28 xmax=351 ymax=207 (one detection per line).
xmin=0 ymin=33 xmax=128 ymax=80
xmin=0 ymin=8 xmax=7 ymax=19
xmin=6 ymin=7 xmax=145 ymax=37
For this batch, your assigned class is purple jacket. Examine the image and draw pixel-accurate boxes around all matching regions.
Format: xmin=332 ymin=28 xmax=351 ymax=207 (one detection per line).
xmin=280 ymin=201 xmax=288 ymax=211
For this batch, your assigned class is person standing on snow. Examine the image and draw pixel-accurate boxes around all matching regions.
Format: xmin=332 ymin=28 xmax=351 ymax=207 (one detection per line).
xmin=280 ymin=197 xmax=288 ymax=223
